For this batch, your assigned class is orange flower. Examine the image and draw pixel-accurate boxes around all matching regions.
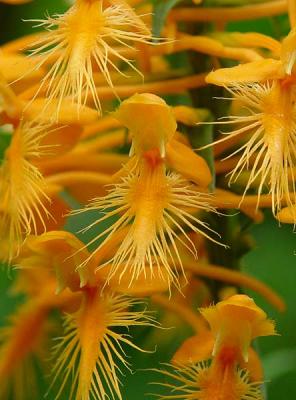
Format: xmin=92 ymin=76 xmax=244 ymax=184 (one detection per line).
xmin=0 ymin=121 xmax=51 ymax=260
xmin=0 ymin=72 xmax=102 ymax=260
xmin=51 ymin=290 xmax=154 ymax=400
xmin=156 ymin=295 xmax=276 ymax=400
xmin=200 ymin=294 xmax=276 ymax=363
xmin=15 ymin=230 xmax=158 ymax=400
xmin=27 ymin=0 xmax=152 ymax=116
xmin=73 ymin=93 xmax=219 ymax=289
xmin=206 ymin=29 xmax=296 ymax=219
xmin=0 ymin=254 xmax=78 ymax=400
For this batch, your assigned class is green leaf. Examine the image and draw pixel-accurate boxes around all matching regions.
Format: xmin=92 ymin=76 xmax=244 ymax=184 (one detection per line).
xmin=263 ymin=348 xmax=296 ymax=381
xmin=152 ymin=0 xmax=183 ymax=37
xmin=0 ymin=0 xmax=69 ymax=44
xmin=0 ymin=130 xmax=12 ymax=163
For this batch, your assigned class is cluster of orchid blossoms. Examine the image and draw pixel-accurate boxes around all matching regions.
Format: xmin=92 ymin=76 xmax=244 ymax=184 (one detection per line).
xmin=1 ymin=0 xmax=295 ymax=399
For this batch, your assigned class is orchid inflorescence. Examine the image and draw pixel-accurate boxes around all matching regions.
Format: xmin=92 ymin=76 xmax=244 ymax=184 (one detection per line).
xmin=0 ymin=0 xmax=294 ymax=399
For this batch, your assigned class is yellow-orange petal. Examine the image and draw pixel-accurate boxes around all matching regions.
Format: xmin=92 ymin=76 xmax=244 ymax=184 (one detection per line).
xmin=114 ymin=93 xmax=177 ymax=156
xmin=166 ymin=139 xmax=212 ymax=187
xmin=172 ymin=331 xmax=214 ymax=365
xmin=200 ymin=294 xmax=276 ymax=361
xmin=38 ymin=152 xmax=128 ymax=177
xmin=206 ymin=59 xmax=283 ymax=86
xmin=281 ymin=28 xmax=296 ymax=74
xmin=0 ymin=299 xmax=50 ymax=400
xmin=82 ymin=116 xmax=121 ymax=139
xmin=276 ymin=204 xmax=296 ymax=223
xmin=205 ymin=294 xmax=276 ymax=337
xmin=211 ymin=32 xmax=281 ymax=55
xmin=38 ymin=125 xmax=83 ymax=158
xmin=240 ymin=347 xmax=264 ymax=382
xmin=22 ymin=98 xmax=99 ymax=125
xmin=173 ymin=106 xmax=210 ymax=126
xmin=32 ymin=194 xmax=68 ymax=234
xmin=50 ymin=290 xmax=153 ymax=400
xmin=0 ymin=53 xmax=44 ymax=85
xmin=26 ymin=231 xmax=96 ymax=293
xmin=183 ymin=261 xmax=285 ymax=312
xmin=0 ymin=72 xmax=22 ymax=120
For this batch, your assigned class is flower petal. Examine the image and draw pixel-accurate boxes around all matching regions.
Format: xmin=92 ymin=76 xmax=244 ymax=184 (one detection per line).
xmin=22 ymin=98 xmax=99 ymax=125
xmin=166 ymin=139 xmax=212 ymax=187
xmin=276 ymin=204 xmax=296 ymax=224
xmin=206 ymin=59 xmax=283 ymax=85
xmin=172 ymin=331 xmax=214 ymax=365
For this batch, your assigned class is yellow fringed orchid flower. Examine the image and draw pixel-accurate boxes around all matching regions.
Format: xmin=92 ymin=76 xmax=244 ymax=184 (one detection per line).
xmin=23 ymin=230 xmax=171 ymax=295
xmin=0 ymin=2 xmax=292 ymax=400
xmin=156 ymin=294 xmax=276 ymax=400
xmin=73 ymin=93 xmax=219 ymax=289
xmin=0 ymin=73 xmax=105 ymax=260
xmin=206 ymin=29 xmax=296 ymax=220
xmin=36 ymin=104 xmax=213 ymax=205
xmin=51 ymin=291 xmax=155 ymax=400
xmin=0 ymin=258 xmax=79 ymax=400
xmin=0 ymin=121 xmax=52 ymax=260
xmin=15 ymin=230 xmax=159 ymax=400
xmin=27 ymin=0 xmax=152 ymax=116
xmin=0 ymin=119 xmax=76 ymax=262
xmin=200 ymin=294 xmax=276 ymax=362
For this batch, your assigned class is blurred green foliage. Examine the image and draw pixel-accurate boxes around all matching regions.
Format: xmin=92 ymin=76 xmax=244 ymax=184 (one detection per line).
xmin=152 ymin=0 xmax=182 ymax=36
xmin=0 ymin=1 xmax=295 ymax=399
